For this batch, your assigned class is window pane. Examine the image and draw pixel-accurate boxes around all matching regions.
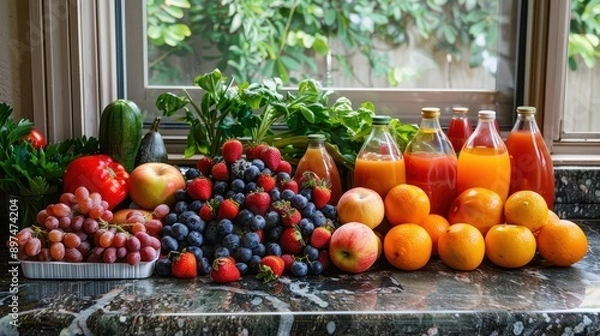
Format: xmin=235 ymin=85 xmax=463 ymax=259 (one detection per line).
xmin=564 ymin=0 xmax=600 ymax=135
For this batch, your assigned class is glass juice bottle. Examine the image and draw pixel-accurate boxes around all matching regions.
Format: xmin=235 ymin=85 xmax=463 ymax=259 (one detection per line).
xmin=405 ymin=107 xmax=458 ymax=216
xmin=294 ymin=134 xmax=343 ymax=204
xmin=446 ymin=107 xmax=473 ymax=154
xmin=456 ymin=110 xmax=511 ymax=201
xmin=505 ymin=106 xmax=555 ymax=209
xmin=353 ymin=115 xmax=406 ymax=199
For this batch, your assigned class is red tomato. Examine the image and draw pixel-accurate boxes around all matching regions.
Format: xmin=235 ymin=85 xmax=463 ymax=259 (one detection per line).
xmin=24 ymin=128 xmax=47 ymax=149
xmin=63 ymin=155 xmax=130 ymax=210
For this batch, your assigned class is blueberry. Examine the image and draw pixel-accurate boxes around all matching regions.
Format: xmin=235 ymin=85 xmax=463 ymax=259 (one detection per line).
xmin=298 ymin=218 xmax=315 ymax=236
xmin=301 ymin=202 xmax=317 ymax=218
xmin=179 ymin=210 xmax=197 ymax=223
xmin=236 ymin=209 xmax=254 ymax=228
xmin=252 ymin=243 xmax=266 ymax=257
xmin=213 ymin=194 xmax=224 ymax=203
xmin=186 ymin=230 xmax=204 ymax=246
xmin=171 ymin=223 xmax=189 ymax=241
xmin=248 ymin=254 xmax=263 ymax=273
xmin=214 ymin=246 xmax=231 ymax=258
xmin=265 ymin=211 xmax=281 ymax=229
xmin=265 ymin=226 xmax=283 ymax=242
xmin=213 ymin=181 xmax=229 ymax=195
xmin=197 ymin=257 xmax=211 ymax=275
xmin=186 ymin=245 xmax=204 ymax=261
xmin=250 ymin=215 xmax=266 ymax=230
xmin=232 ymin=192 xmax=245 ymax=205
xmin=236 ymin=262 xmax=249 ymax=275
xmin=225 ymin=190 xmax=236 ymax=199
xmin=162 ymin=225 xmax=173 ymax=237
xmin=291 ymin=260 xmax=308 ymax=277
xmin=233 ymin=247 xmax=252 ymax=263
xmin=230 ymin=178 xmax=246 ymax=192
xmin=186 ymin=214 xmax=206 ymax=232
xmin=222 ymin=233 xmax=241 ymax=250
xmin=244 ymin=181 xmax=258 ymax=193
xmin=241 ymin=232 xmax=261 ymax=248
xmin=308 ymin=260 xmax=324 ymax=275
xmin=281 ymin=189 xmax=295 ymax=201
xmin=185 ymin=168 xmax=200 ymax=180
xmin=244 ymin=165 xmax=261 ymax=182
xmin=201 ymin=245 xmax=215 ymax=261
xmin=291 ymin=194 xmax=308 ymax=209
xmin=303 ymin=245 xmax=319 ymax=261
xmin=310 ymin=210 xmax=327 ymax=227
xmin=276 ymin=172 xmax=291 ymax=183
xmin=164 ymin=213 xmax=179 ymax=226
xmin=161 ymin=235 xmax=178 ymax=254
xmin=174 ymin=201 xmax=189 ymax=214
xmin=267 ymin=242 xmax=282 ymax=256
xmin=188 ymin=200 xmax=203 ymax=212
xmin=261 ymin=168 xmax=272 ymax=175
xmin=321 ymin=204 xmax=337 ymax=219
xmin=268 ymin=188 xmax=281 ymax=202
xmin=155 ymin=258 xmax=172 ymax=276
xmin=175 ymin=188 xmax=188 ymax=201
xmin=252 ymin=158 xmax=265 ymax=170
xmin=204 ymin=221 xmax=220 ymax=244
xmin=300 ymin=188 xmax=312 ymax=201
xmin=217 ymin=219 xmax=234 ymax=236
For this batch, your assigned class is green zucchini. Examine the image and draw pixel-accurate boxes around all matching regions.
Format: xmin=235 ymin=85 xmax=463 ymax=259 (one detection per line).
xmin=135 ymin=116 xmax=169 ymax=166
xmin=99 ymin=99 xmax=143 ymax=172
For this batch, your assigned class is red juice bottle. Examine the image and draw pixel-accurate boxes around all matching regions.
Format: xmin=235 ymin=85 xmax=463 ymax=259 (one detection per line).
xmin=447 ymin=107 xmax=473 ymax=155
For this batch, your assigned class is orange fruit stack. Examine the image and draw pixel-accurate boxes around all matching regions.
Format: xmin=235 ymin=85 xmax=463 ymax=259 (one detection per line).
xmin=383 ymin=223 xmax=432 ymax=271
xmin=384 ymin=184 xmax=430 ymax=226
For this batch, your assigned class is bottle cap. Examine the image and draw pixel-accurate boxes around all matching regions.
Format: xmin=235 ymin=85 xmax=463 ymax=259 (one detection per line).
xmin=516 ymin=106 xmax=536 ymax=115
xmin=421 ymin=107 xmax=440 ymax=118
xmin=372 ymin=115 xmax=391 ymax=125
xmin=452 ymin=107 xmax=469 ymax=114
xmin=307 ymin=134 xmax=326 ymax=143
xmin=478 ymin=110 xmax=496 ymax=119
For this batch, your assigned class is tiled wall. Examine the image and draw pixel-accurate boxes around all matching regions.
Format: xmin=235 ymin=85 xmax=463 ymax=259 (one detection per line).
xmin=554 ymin=167 xmax=600 ymax=219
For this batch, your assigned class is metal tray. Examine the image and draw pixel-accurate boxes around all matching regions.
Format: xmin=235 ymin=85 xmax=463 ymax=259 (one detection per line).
xmin=20 ymin=258 xmax=157 ymax=279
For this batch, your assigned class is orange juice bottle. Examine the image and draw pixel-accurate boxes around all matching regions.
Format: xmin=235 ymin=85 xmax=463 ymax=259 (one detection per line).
xmin=405 ymin=107 xmax=457 ymax=216
xmin=294 ymin=134 xmax=343 ymax=204
xmin=353 ymin=115 xmax=406 ymax=199
xmin=505 ymin=106 xmax=555 ymax=209
xmin=456 ymin=110 xmax=511 ymax=202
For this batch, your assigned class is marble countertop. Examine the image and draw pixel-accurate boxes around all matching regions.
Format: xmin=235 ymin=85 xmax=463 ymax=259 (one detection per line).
xmin=1 ymin=221 xmax=599 ymax=336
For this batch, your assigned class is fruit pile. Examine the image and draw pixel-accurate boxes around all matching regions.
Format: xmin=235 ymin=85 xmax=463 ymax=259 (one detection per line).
xmin=156 ymin=140 xmax=338 ymax=281
xmin=12 ymin=186 xmax=164 ymax=265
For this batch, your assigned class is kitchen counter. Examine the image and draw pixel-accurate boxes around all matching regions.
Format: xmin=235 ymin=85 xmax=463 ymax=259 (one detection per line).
xmin=1 ymin=221 xmax=599 ymax=336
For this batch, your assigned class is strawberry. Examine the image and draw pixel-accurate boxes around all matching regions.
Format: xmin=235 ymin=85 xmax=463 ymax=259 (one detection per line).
xmin=187 ymin=177 xmax=213 ymax=201
xmin=218 ymin=198 xmax=239 ymax=220
xmin=245 ymin=190 xmax=271 ymax=215
xmin=297 ymin=171 xmax=321 ymax=188
xmin=279 ymin=227 xmax=305 ymax=254
xmin=250 ymin=143 xmax=268 ymax=160
xmin=257 ymin=255 xmax=285 ymax=282
xmin=171 ymin=251 xmax=197 ymax=278
xmin=281 ymin=208 xmax=301 ymax=227
xmin=271 ymin=200 xmax=290 ymax=215
xmin=274 ymin=160 xmax=293 ymax=174
xmin=310 ymin=226 xmax=332 ymax=249
xmin=280 ymin=179 xmax=299 ymax=194
xmin=257 ymin=173 xmax=276 ymax=192
xmin=199 ymin=199 xmax=218 ymax=221
xmin=210 ymin=256 xmax=241 ymax=283
xmin=312 ymin=183 xmax=332 ymax=209
xmin=211 ymin=162 xmax=229 ymax=181
xmin=260 ymin=146 xmax=282 ymax=170
xmin=221 ymin=139 xmax=244 ymax=163
xmin=281 ymin=254 xmax=295 ymax=272
xmin=196 ymin=156 xmax=214 ymax=177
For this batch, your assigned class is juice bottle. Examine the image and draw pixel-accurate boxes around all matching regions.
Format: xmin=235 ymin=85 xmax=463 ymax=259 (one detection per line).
xmin=446 ymin=107 xmax=473 ymax=154
xmin=404 ymin=107 xmax=458 ymax=216
xmin=456 ymin=110 xmax=511 ymax=202
xmin=294 ymin=134 xmax=343 ymax=204
xmin=505 ymin=106 xmax=555 ymax=209
xmin=354 ymin=115 xmax=406 ymax=199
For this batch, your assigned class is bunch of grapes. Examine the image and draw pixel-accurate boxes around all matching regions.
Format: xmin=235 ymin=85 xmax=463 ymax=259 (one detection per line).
xmin=14 ymin=186 xmax=168 ymax=266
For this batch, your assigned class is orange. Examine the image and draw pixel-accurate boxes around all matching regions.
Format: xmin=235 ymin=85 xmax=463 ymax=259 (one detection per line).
xmin=437 ymin=223 xmax=485 ymax=271
xmin=418 ymin=214 xmax=450 ymax=256
xmin=536 ymin=220 xmax=588 ymax=267
xmin=383 ymin=223 xmax=432 ymax=271
xmin=504 ymin=190 xmax=549 ymax=233
xmin=447 ymin=187 xmax=504 ymax=236
xmin=546 ymin=209 xmax=561 ymax=226
xmin=384 ymin=184 xmax=430 ymax=226
xmin=484 ymin=224 xmax=537 ymax=268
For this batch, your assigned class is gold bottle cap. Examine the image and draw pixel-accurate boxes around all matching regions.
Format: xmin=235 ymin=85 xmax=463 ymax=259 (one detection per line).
xmin=478 ymin=110 xmax=496 ymax=119
xmin=421 ymin=107 xmax=440 ymax=118
xmin=452 ymin=107 xmax=469 ymax=114
xmin=517 ymin=106 xmax=537 ymax=115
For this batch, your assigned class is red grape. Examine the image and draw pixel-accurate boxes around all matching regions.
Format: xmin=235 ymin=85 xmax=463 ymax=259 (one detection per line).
xmin=98 ymin=231 xmax=115 ymax=248
xmin=116 ymin=246 xmax=128 ymax=259
xmin=71 ymin=215 xmax=85 ymax=231
xmin=65 ymin=247 xmax=83 ymax=262
xmin=52 ymin=203 xmax=72 ymax=217
xmin=74 ymin=186 xmax=90 ymax=202
xmin=44 ymin=216 xmax=59 ymax=230
xmin=63 ymin=232 xmax=81 ymax=248
xmin=140 ymin=246 xmax=157 ymax=261
xmin=25 ymin=238 xmax=42 ymax=257
xmin=145 ymin=219 xmax=163 ymax=236
xmin=112 ymin=232 xmax=128 ymax=248
xmin=48 ymin=229 xmax=65 ymax=243
xmin=50 ymin=242 xmax=65 ymax=260
xmin=37 ymin=248 xmax=51 ymax=261
xmin=83 ymin=218 xmax=99 ymax=234
xmin=125 ymin=236 xmax=141 ymax=252
xmin=59 ymin=192 xmax=77 ymax=207
xmin=152 ymin=204 xmax=170 ymax=219
xmin=102 ymin=247 xmax=117 ymax=263
xmin=36 ymin=209 xmax=49 ymax=226
xmin=126 ymin=251 xmax=141 ymax=265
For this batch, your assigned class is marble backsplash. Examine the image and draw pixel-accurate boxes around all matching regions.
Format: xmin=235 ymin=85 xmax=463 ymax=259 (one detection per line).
xmin=554 ymin=167 xmax=600 ymax=219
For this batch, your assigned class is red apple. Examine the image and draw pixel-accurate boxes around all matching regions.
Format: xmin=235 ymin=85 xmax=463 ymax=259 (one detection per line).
xmin=329 ymin=222 xmax=380 ymax=273
xmin=336 ymin=187 xmax=385 ymax=229
xmin=129 ymin=162 xmax=185 ymax=210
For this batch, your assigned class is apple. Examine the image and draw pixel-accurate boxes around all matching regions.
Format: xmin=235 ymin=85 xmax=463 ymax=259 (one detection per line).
xmin=128 ymin=162 xmax=186 ymax=210
xmin=336 ymin=187 xmax=385 ymax=229
xmin=329 ymin=222 xmax=380 ymax=273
